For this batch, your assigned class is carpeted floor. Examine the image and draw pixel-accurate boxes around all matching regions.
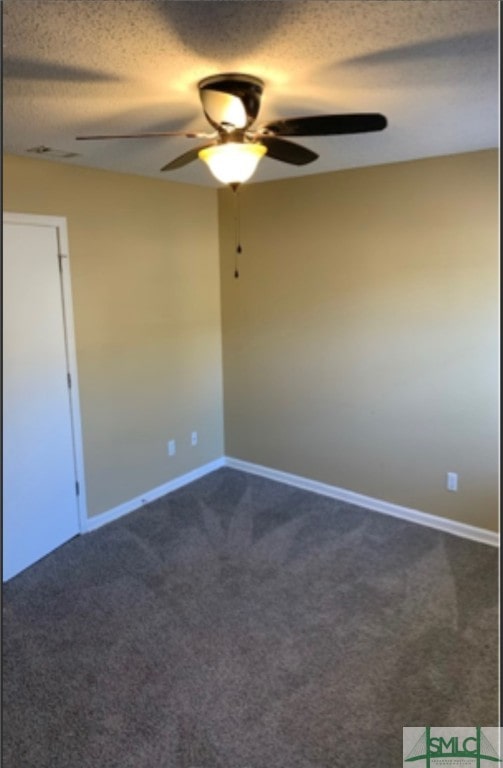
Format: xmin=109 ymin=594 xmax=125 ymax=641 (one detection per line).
xmin=2 ymin=468 xmax=499 ymax=767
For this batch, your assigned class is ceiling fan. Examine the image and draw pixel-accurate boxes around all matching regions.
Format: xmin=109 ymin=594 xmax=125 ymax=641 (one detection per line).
xmin=76 ymin=73 xmax=387 ymax=187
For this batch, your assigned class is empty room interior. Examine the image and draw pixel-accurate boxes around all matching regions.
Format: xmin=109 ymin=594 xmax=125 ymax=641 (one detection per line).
xmin=2 ymin=1 xmax=500 ymax=766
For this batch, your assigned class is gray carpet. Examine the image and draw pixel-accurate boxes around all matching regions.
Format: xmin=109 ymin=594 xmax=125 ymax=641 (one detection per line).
xmin=2 ymin=468 xmax=499 ymax=767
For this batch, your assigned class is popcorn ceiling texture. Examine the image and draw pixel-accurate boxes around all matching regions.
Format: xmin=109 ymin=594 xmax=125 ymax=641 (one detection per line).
xmin=2 ymin=0 xmax=499 ymax=186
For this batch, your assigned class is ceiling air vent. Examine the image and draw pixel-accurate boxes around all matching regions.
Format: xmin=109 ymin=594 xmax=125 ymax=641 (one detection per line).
xmin=27 ymin=145 xmax=80 ymax=159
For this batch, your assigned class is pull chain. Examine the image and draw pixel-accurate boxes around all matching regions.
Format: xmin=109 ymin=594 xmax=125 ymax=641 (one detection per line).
xmin=231 ymin=182 xmax=242 ymax=278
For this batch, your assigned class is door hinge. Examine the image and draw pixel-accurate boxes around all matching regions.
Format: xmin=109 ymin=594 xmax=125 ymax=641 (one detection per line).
xmin=75 ymin=481 xmax=80 ymax=496
xmin=67 ymin=372 xmax=72 ymax=388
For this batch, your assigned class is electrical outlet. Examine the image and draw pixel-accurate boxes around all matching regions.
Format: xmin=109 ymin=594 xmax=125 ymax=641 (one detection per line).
xmin=446 ymin=472 xmax=458 ymax=492
xmin=167 ymin=440 xmax=176 ymax=456
xmin=191 ymin=431 xmax=198 ymax=446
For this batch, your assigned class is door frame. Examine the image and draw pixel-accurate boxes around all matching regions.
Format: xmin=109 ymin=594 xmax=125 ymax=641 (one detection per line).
xmin=3 ymin=211 xmax=87 ymax=533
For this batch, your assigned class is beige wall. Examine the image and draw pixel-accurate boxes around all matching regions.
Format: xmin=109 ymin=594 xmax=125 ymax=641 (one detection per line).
xmin=219 ymin=150 xmax=499 ymax=532
xmin=4 ymin=154 xmax=224 ymax=517
xmin=4 ymin=150 xmax=498 ymax=532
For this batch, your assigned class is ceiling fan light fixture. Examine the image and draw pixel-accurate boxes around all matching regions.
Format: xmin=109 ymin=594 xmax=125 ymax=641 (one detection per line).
xmin=198 ymin=142 xmax=267 ymax=185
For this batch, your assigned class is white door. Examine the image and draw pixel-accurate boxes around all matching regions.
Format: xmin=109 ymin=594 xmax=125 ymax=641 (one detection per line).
xmin=3 ymin=218 xmax=81 ymax=580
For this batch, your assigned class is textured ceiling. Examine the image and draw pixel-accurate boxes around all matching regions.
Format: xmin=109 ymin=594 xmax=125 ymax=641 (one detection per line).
xmin=2 ymin=0 xmax=500 ymax=187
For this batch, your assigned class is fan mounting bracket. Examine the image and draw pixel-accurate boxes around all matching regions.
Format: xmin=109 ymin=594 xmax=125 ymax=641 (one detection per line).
xmin=198 ymin=73 xmax=264 ymax=93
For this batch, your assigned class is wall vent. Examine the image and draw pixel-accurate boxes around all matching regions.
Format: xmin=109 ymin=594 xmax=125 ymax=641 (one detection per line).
xmin=27 ymin=145 xmax=80 ymax=159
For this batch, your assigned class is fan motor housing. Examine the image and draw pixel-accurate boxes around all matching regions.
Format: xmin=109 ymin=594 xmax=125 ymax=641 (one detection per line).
xmin=198 ymin=73 xmax=264 ymax=129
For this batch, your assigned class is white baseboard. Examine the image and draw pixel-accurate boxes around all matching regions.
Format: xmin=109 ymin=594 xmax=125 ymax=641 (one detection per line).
xmin=82 ymin=454 xmax=499 ymax=548
xmin=224 ymin=457 xmax=499 ymax=547
xmin=83 ymin=458 xmax=226 ymax=533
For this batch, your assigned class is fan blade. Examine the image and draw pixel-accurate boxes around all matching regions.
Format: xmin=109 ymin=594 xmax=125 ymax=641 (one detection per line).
xmin=160 ymin=143 xmax=215 ymax=172
xmin=258 ymin=136 xmax=318 ymax=166
xmin=261 ymin=113 xmax=387 ymax=137
xmin=76 ymin=130 xmax=216 ymax=140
